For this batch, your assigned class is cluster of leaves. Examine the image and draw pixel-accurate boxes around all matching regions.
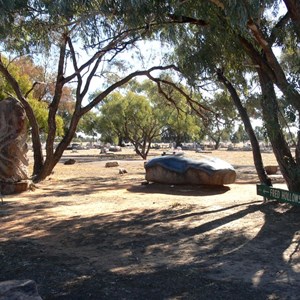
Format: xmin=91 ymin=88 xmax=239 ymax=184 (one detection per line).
xmin=93 ymin=79 xmax=204 ymax=158
xmin=0 ymin=55 xmax=64 ymax=136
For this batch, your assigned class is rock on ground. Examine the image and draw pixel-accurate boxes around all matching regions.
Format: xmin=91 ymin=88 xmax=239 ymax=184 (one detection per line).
xmin=145 ymin=155 xmax=236 ymax=185
xmin=0 ymin=279 xmax=43 ymax=300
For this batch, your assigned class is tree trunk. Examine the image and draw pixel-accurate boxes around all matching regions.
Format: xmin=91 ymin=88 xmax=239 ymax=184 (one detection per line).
xmin=283 ymin=0 xmax=300 ymax=40
xmin=214 ymin=137 xmax=221 ymax=150
xmin=33 ymin=110 xmax=81 ymax=182
xmin=216 ymin=69 xmax=272 ymax=186
xmin=118 ymin=135 xmax=123 ymax=147
xmin=30 ymin=121 xmax=44 ymax=176
xmin=133 ymin=143 xmax=147 ymax=159
xmin=258 ymin=69 xmax=300 ymax=192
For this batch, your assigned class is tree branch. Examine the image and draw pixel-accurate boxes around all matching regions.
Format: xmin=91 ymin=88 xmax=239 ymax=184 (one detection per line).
xmin=81 ymin=65 xmax=180 ymax=115
xmin=24 ymin=81 xmax=43 ymax=98
xmin=63 ymin=30 xmax=131 ymax=85
xmin=269 ymin=12 xmax=290 ymax=46
xmin=144 ymin=74 xmax=211 ymax=119
xmin=168 ymin=14 xmax=208 ymax=26
xmin=283 ymin=0 xmax=300 ymax=40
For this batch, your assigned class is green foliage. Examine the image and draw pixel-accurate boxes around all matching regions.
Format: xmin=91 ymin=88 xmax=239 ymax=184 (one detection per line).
xmin=234 ymin=124 xmax=249 ymax=143
xmin=200 ymin=92 xmax=238 ymax=147
xmin=0 ymin=57 xmax=32 ymax=98
xmin=77 ymin=111 xmax=101 ymax=137
xmin=28 ymin=98 xmax=64 ymax=136
xmin=281 ymin=47 xmax=300 ymax=90
xmin=98 ymin=92 xmax=124 ymax=143
xmin=131 ymin=79 xmax=203 ymax=145
xmin=0 ymin=0 xmax=29 ymax=40
xmin=0 ymin=0 xmax=160 ymax=54
xmin=98 ymin=90 xmax=161 ymax=157
xmin=254 ymin=125 xmax=267 ymax=142
xmin=0 ymin=55 xmax=64 ymax=136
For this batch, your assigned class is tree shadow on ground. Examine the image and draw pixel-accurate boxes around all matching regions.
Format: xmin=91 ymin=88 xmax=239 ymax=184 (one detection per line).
xmin=28 ymin=176 xmax=137 ymax=200
xmin=128 ymin=182 xmax=231 ymax=196
xmin=1 ymin=197 xmax=299 ymax=299
xmin=26 ymin=178 xmax=231 ymax=201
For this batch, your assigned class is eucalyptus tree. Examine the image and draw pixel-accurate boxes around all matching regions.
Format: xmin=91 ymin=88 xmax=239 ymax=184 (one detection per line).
xmin=77 ymin=111 xmax=101 ymax=139
xmin=0 ymin=0 xmax=183 ymax=182
xmin=200 ymin=92 xmax=238 ymax=150
xmin=165 ymin=1 xmax=295 ymax=187
xmin=136 ymin=79 xmax=205 ymax=147
xmin=160 ymin=106 xmax=202 ymax=147
xmin=210 ymin=0 xmax=300 ymax=191
xmin=122 ymin=0 xmax=299 ymax=190
xmin=98 ymin=91 xmax=162 ymax=159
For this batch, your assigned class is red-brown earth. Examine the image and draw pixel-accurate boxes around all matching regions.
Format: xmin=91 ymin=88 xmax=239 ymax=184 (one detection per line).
xmin=1 ymin=148 xmax=299 ymax=299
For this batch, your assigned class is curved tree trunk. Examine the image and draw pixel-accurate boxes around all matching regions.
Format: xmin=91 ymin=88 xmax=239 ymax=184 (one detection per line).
xmin=132 ymin=143 xmax=147 ymax=159
xmin=33 ymin=110 xmax=81 ymax=182
xmin=283 ymin=0 xmax=300 ymax=40
xmin=216 ymin=69 xmax=272 ymax=186
xmin=25 ymin=104 xmax=44 ymax=176
xmin=258 ymin=69 xmax=300 ymax=192
xmin=214 ymin=137 xmax=221 ymax=150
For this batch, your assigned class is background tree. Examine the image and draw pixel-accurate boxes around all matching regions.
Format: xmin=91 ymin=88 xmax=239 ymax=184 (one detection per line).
xmin=230 ymin=125 xmax=249 ymax=146
xmin=137 ymin=79 xmax=205 ymax=147
xmin=98 ymin=91 xmax=161 ymax=159
xmin=0 ymin=0 xmax=183 ymax=181
xmin=77 ymin=111 xmax=101 ymax=143
xmin=98 ymin=92 xmax=126 ymax=145
xmin=201 ymin=92 xmax=238 ymax=150
xmin=122 ymin=0 xmax=299 ymax=190
xmin=160 ymin=107 xmax=202 ymax=147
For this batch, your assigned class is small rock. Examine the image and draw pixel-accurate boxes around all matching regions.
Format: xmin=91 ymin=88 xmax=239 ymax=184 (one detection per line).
xmin=265 ymin=165 xmax=278 ymax=175
xmin=0 ymin=279 xmax=43 ymax=300
xmin=105 ymin=161 xmax=119 ymax=168
xmin=119 ymin=168 xmax=127 ymax=174
xmin=64 ymin=159 xmax=76 ymax=165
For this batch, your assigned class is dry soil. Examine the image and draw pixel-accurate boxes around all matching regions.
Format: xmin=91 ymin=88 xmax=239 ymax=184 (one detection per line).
xmin=0 ymin=148 xmax=299 ymax=300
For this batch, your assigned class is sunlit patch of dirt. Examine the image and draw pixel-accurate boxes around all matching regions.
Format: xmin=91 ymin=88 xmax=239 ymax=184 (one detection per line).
xmin=1 ymin=149 xmax=297 ymax=300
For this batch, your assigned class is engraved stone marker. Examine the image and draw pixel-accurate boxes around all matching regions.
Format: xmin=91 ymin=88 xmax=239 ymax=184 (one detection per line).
xmin=0 ymin=98 xmax=29 ymax=194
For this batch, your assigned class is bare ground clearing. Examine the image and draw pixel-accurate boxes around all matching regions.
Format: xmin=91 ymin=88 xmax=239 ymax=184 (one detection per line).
xmin=1 ymin=149 xmax=299 ymax=299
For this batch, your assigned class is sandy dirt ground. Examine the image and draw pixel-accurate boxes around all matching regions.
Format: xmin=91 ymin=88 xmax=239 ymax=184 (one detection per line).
xmin=1 ymin=148 xmax=300 ymax=299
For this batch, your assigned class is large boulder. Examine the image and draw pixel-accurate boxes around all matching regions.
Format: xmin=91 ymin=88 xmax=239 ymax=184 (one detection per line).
xmin=145 ymin=155 xmax=236 ymax=186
